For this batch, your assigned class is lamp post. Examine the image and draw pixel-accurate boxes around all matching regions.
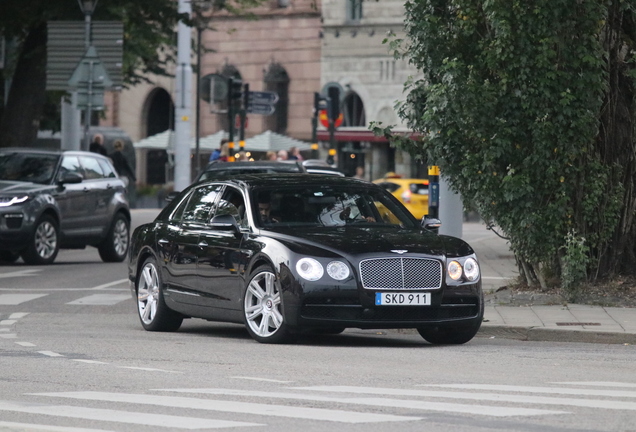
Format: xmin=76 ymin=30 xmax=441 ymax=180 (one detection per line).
xmin=77 ymin=0 xmax=99 ymax=151
xmin=194 ymin=1 xmax=213 ymax=177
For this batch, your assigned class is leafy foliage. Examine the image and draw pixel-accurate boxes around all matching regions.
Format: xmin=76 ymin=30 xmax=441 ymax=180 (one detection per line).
xmin=376 ymin=0 xmax=636 ymax=286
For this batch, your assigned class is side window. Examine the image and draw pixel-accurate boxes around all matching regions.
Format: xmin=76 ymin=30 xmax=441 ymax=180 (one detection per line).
xmin=182 ymin=184 xmax=223 ymax=224
xmin=214 ymin=187 xmax=246 ymax=227
xmin=97 ymin=158 xmax=117 ymax=178
xmin=79 ymin=156 xmax=105 ymax=180
xmin=60 ymin=156 xmax=84 ymax=179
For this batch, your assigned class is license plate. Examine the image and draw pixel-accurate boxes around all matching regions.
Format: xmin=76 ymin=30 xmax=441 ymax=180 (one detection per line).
xmin=375 ymin=292 xmax=431 ymax=306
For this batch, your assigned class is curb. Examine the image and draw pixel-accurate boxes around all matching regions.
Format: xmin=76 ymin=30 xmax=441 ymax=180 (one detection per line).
xmin=478 ymin=325 xmax=636 ymax=345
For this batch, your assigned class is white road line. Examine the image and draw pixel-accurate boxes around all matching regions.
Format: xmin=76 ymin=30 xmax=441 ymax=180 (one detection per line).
xmin=0 ymin=400 xmax=261 ymax=429
xmin=72 ymin=359 xmax=108 ymax=365
xmin=0 ymin=334 xmax=16 ymax=339
xmin=9 ymin=312 xmax=29 ymax=319
xmin=158 ymin=388 xmax=565 ymax=418
xmin=66 ymin=294 xmax=131 ymax=305
xmin=0 ymin=288 xmax=128 ymax=292
xmin=118 ymin=366 xmax=182 ymax=373
xmin=38 ymin=351 xmax=64 ymax=357
xmin=33 ymin=392 xmax=421 ymax=424
xmin=0 ymin=293 xmax=47 ymax=305
xmin=294 ymin=385 xmax=636 ymax=412
xmin=91 ymin=279 xmax=129 ymax=290
xmin=0 ymin=420 xmax=115 ymax=432
xmin=15 ymin=342 xmax=36 ymax=347
xmin=0 ymin=320 xmax=17 ymax=325
xmin=231 ymin=376 xmax=294 ymax=383
xmin=425 ymin=384 xmax=636 ymax=398
xmin=0 ymin=269 xmax=42 ymax=279
xmin=554 ymin=382 xmax=636 ymax=388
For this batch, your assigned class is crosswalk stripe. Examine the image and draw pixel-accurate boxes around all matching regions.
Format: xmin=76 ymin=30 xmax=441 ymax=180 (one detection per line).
xmin=66 ymin=294 xmax=131 ymax=305
xmin=0 ymin=294 xmax=47 ymax=305
xmin=294 ymin=385 xmax=636 ymax=411
xmin=0 ymin=400 xmax=262 ymax=429
xmin=157 ymin=388 xmax=565 ymax=417
xmin=0 ymin=420 xmax=114 ymax=432
xmin=31 ymin=391 xmax=421 ymax=423
xmin=554 ymin=382 xmax=636 ymax=388
xmin=424 ymin=384 xmax=636 ymax=398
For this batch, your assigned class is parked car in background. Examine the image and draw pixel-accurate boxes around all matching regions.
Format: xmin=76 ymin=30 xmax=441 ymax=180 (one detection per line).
xmin=128 ymin=174 xmax=482 ymax=345
xmin=0 ymin=148 xmax=130 ymax=265
xmin=374 ymin=177 xmax=429 ymax=219
xmin=196 ymin=160 xmax=306 ymax=182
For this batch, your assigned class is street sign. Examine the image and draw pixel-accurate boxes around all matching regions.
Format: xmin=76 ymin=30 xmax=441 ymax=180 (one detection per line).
xmin=319 ymin=109 xmax=343 ymax=128
xmin=200 ymin=73 xmax=228 ymax=103
xmin=248 ymin=91 xmax=279 ymax=105
xmin=247 ymin=102 xmax=276 ymax=116
xmin=68 ymin=46 xmax=112 ymax=110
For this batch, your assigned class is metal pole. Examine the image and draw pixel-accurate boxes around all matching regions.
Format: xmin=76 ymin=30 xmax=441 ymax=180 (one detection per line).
xmin=174 ymin=0 xmax=193 ymax=191
xmin=195 ymin=26 xmax=202 ymax=177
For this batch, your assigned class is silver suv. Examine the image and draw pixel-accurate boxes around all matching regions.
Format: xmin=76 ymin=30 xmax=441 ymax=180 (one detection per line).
xmin=0 ymin=148 xmax=131 ymax=265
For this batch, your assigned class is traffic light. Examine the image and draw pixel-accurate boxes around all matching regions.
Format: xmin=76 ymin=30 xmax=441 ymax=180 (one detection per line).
xmin=327 ymin=86 xmax=340 ymax=121
xmin=228 ymin=77 xmax=243 ymax=105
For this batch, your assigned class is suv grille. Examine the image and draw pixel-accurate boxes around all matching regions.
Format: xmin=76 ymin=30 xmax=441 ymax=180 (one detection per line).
xmin=359 ymin=257 xmax=442 ymax=290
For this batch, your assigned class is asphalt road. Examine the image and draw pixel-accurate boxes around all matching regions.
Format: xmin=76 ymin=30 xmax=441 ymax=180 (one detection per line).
xmin=0 ymin=209 xmax=635 ymax=432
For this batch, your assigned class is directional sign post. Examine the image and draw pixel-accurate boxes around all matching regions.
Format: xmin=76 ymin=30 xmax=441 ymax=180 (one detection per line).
xmin=247 ymin=91 xmax=278 ymax=115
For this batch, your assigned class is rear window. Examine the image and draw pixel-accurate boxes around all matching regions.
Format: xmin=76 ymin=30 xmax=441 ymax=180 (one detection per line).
xmin=409 ymin=183 xmax=429 ymax=195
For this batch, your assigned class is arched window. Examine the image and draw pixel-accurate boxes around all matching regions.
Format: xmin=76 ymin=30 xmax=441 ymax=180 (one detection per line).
xmin=145 ymin=87 xmax=174 ymax=137
xmin=263 ymin=63 xmax=289 ymax=134
xmin=219 ymin=65 xmax=242 ymax=132
xmin=343 ymin=92 xmax=365 ymax=127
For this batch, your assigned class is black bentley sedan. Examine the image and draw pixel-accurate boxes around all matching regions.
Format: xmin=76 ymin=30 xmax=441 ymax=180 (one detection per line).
xmin=128 ymin=174 xmax=483 ymax=344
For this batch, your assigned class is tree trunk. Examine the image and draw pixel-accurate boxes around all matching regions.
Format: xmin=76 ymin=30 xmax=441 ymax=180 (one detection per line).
xmin=0 ymin=23 xmax=47 ymax=148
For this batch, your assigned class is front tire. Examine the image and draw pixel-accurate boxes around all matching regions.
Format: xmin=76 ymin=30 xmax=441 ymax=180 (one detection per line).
xmin=98 ymin=213 xmax=130 ymax=262
xmin=417 ymin=324 xmax=481 ymax=345
xmin=243 ymin=265 xmax=290 ymax=344
xmin=136 ymin=257 xmax=183 ymax=332
xmin=21 ymin=215 xmax=59 ymax=265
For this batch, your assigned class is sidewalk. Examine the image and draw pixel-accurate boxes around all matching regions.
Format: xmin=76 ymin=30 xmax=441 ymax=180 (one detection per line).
xmin=462 ymin=222 xmax=636 ymax=345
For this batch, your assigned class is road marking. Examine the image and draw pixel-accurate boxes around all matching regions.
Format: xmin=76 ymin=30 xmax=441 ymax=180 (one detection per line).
xmin=33 ymin=391 xmax=421 ymax=423
xmin=554 ymin=382 xmax=636 ymax=388
xmin=158 ymin=388 xmax=564 ymax=417
xmin=91 ymin=279 xmax=129 ymax=290
xmin=9 ymin=312 xmax=29 ymax=319
xmin=72 ymin=359 xmax=108 ymax=365
xmin=294 ymin=385 xmax=636 ymax=411
xmin=0 ymin=320 xmax=17 ymax=325
xmin=38 ymin=351 xmax=64 ymax=357
xmin=66 ymin=294 xmax=130 ymax=305
xmin=0 ymin=400 xmax=261 ymax=429
xmin=118 ymin=366 xmax=182 ymax=373
xmin=0 ymin=293 xmax=47 ymax=305
xmin=0 ymin=269 xmax=42 ymax=279
xmin=0 ymin=420 xmax=115 ymax=432
xmin=0 ymin=333 xmax=16 ymax=339
xmin=15 ymin=342 xmax=36 ymax=347
xmin=232 ymin=376 xmax=294 ymax=383
xmin=425 ymin=383 xmax=636 ymax=398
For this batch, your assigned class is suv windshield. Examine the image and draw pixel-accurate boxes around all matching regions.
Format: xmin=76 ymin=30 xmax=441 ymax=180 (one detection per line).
xmin=252 ymin=185 xmax=417 ymax=228
xmin=0 ymin=152 xmax=60 ymax=184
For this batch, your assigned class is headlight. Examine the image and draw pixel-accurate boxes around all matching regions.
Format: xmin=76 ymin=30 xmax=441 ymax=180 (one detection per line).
xmin=327 ymin=261 xmax=350 ymax=280
xmin=296 ymin=258 xmax=324 ymax=281
xmin=447 ymin=257 xmax=480 ymax=282
xmin=448 ymin=260 xmax=463 ymax=280
xmin=0 ymin=195 xmax=29 ymax=207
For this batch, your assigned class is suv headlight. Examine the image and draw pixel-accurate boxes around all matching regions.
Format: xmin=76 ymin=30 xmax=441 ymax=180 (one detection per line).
xmin=0 ymin=195 xmax=29 ymax=208
xmin=447 ymin=256 xmax=480 ymax=282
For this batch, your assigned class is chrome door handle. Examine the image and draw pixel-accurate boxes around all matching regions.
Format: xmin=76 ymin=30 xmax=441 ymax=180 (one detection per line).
xmin=198 ymin=241 xmax=208 ymax=248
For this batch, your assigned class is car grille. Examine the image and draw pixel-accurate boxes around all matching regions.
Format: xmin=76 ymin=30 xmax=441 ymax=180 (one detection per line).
xmin=359 ymin=257 xmax=442 ymax=290
xmin=300 ymin=305 xmax=478 ymax=322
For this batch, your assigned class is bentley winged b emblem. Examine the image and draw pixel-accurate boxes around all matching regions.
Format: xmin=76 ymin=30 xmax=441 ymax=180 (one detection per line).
xmin=390 ymin=250 xmax=408 ymax=254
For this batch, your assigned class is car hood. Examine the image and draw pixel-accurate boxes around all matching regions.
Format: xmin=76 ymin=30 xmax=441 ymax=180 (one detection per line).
xmin=262 ymin=226 xmax=475 ymax=258
xmin=0 ymin=181 xmax=54 ymax=195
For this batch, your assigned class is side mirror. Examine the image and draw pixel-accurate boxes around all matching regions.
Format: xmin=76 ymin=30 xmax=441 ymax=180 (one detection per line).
xmin=210 ymin=214 xmax=240 ymax=235
xmin=422 ymin=216 xmax=441 ymax=231
xmin=58 ymin=172 xmax=83 ymax=185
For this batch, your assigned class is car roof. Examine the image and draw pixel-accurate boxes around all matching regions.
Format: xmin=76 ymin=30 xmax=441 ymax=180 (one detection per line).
xmin=197 ymin=173 xmax=374 ymax=189
xmin=374 ymin=178 xmax=429 ymax=184
xmin=0 ymin=147 xmax=109 ymax=158
xmin=203 ymin=160 xmax=305 ymax=170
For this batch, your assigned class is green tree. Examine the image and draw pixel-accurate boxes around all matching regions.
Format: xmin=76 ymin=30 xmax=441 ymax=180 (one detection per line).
xmin=377 ymin=0 xmax=636 ymax=289
xmin=0 ymin=0 xmax=261 ymax=147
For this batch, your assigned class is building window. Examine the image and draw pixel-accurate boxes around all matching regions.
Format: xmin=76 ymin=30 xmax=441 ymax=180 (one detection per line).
xmin=263 ymin=63 xmax=289 ymax=134
xmin=343 ymin=92 xmax=365 ymax=127
xmin=347 ymin=0 xmax=363 ymax=22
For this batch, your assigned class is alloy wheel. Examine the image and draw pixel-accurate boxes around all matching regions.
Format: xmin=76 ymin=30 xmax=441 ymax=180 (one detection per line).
xmin=138 ymin=262 xmax=159 ymax=325
xmin=113 ymin=218 xmax=129 ymax=256
xmin=34 ymin=220 xmax=58 ymax=260
xmin=244 ymin=271 xmax=283 ymax=338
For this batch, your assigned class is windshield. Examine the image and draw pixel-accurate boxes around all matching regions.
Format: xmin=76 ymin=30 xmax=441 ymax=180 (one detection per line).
xmin=0 ymin=153 xmax=60 ymax=184
xmin=252 ymin=185 xmax=418 ymax=229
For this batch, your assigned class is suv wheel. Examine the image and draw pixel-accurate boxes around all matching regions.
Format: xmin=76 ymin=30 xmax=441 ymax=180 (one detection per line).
xmin=98 ymin=213 xmax=130 ymax=262
xmin=21 ymin=215 xmax=59 ymax=265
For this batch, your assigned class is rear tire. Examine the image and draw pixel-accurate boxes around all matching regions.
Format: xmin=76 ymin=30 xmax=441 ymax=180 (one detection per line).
xmin=136 ymin=257 xmax=183 ymax=332
xmin=98 ymin=213 xmax=130 ymax=262
xmin=21 ymin=215 xmax=59 ymax=265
